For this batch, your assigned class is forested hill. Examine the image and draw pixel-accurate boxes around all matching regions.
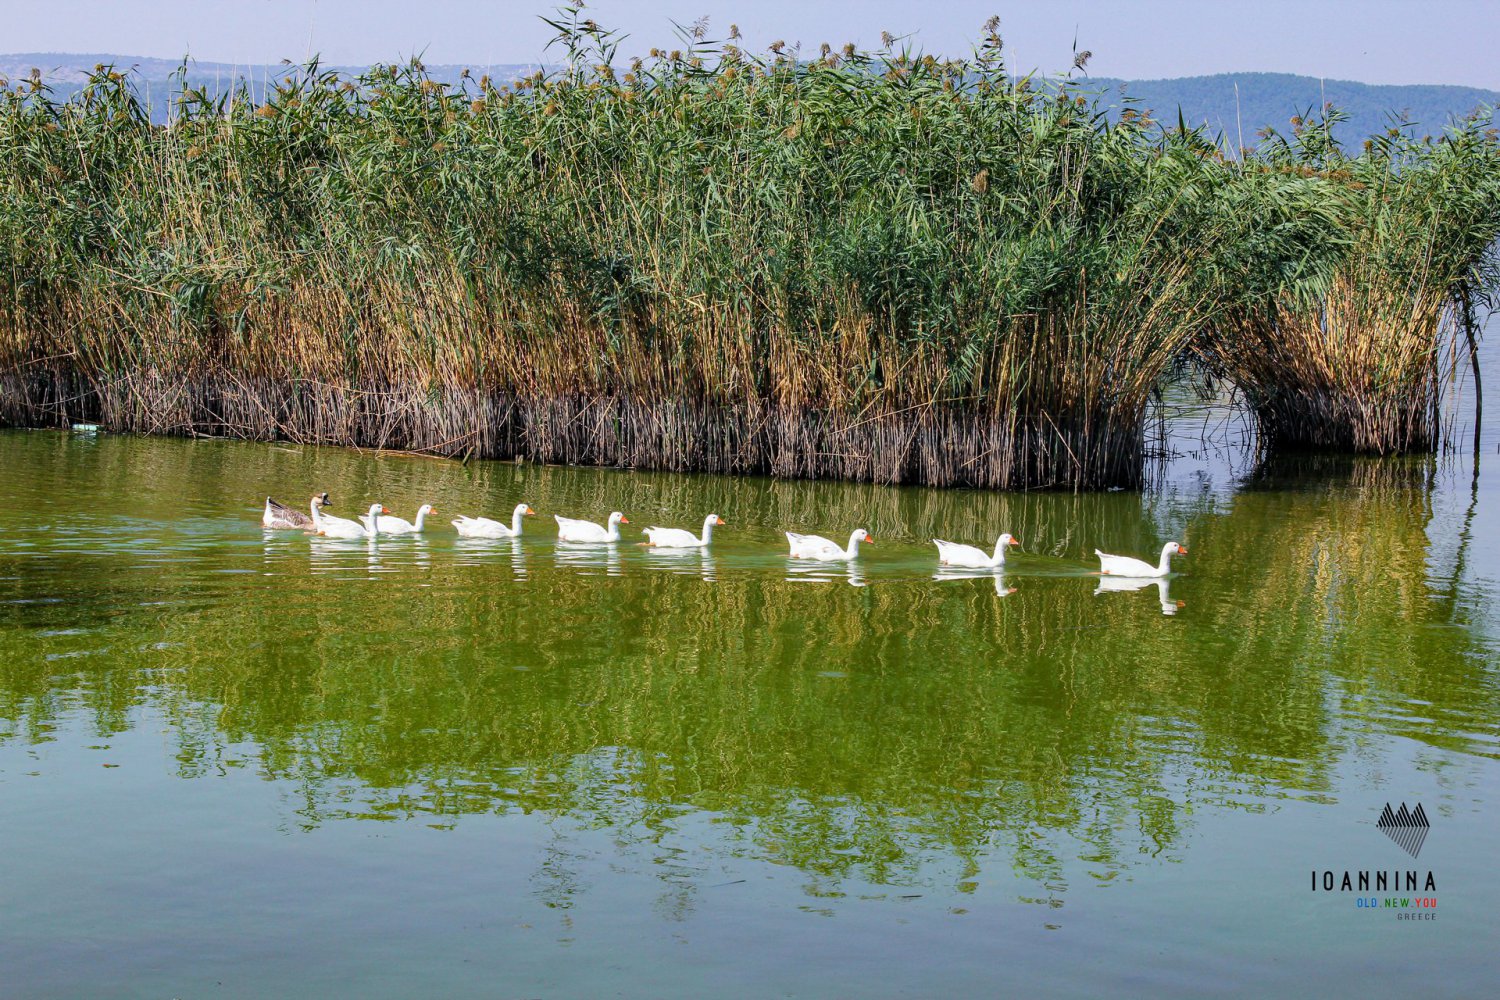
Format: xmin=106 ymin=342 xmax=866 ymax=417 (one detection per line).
xmin=1081 ymin=72 xmax=1499 ymax=149
xmin=3 ymin=54 xmax=1496 ymax=146
xmin=0 ymin=53 xmax=543 ymax=107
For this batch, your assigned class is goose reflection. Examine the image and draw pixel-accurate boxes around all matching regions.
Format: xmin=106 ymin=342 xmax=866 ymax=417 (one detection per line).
xmin=1094 ymin=574 xmax=1183 ymax=615
xmin=641 ymin=545 xmax=718 ymax=582
xmin=453 ymin=537 xmax=529 ymax=577
xmin=932 ymin=567 xmax=1018 ymax=596
xmin=261 ymin=530 xmax=300 ymax=569
xmin=309 ymin=533 xmax=397 ymax=579
xmin=307 ymin=531 xmax=380 ymax=576
xmin=405 ymin=535 xmax=432 ymax=572
xmin=361 ymin=537 xmax=396 ymax=577
xmin=786 ymin=558 xmax=867 ymax=587
xmin=555 ymin=540 xmax=623 ymax=576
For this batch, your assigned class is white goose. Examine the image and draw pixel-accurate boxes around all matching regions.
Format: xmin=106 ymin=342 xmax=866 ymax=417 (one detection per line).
xmin=453 ymin=503 xmax=535 ymax=538
xmin=786 ymin=528 xmax=873 ymax=561
xmin=933 ymin=533 xmax=1019 ymax=568
xmin=360 ymin=503 xmax=437 ymax=535
xmin=263 ymin=492 xmax=331 ymax=530
xmin=556 ymin=511 xmax=629 ymax=543
xmin=644 ymin=513 xmax=725 ymax=549
xmin=1096 ymin=541 xmax=1187 ymax=578
xmin=320 ymin=503 xmax=390 ymax=539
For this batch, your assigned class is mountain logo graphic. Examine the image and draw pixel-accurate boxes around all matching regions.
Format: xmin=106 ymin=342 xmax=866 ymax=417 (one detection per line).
xmin=1376 ymin=803 xmax=1429 ymax=858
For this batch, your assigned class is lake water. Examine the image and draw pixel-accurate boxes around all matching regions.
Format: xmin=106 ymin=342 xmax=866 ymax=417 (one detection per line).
xmin=2 ymin=373 xmax=1498 ymax=996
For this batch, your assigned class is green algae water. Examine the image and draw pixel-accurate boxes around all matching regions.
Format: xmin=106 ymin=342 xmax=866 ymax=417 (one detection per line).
xmin=2 ymin=403 xmax=1499 ymax=997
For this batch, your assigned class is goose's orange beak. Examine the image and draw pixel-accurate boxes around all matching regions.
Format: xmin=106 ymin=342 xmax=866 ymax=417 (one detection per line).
xmin=864 ymin=537 xmax=875 ymax=545
xmin=716 ymin=517 xmax=726 ymax=525
xmin=619 ymin=516 xmax=630 ymax=524
xmin=381 ymin=506 xmax=391 ymax=514
xmin=1178 ymin=545 xmax=1188 ymax=555
xmin=1009 ymin=537 xmax=1021 ymax=546
xmin=525 ymin=507 xmax=535 ymax=515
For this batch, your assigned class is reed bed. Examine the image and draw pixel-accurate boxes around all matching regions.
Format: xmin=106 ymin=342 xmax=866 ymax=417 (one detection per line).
xmin=1201 ymin=112 xmax=1500 ymax=453
xmin=0 ymin=9 xmax=1497 ymax=482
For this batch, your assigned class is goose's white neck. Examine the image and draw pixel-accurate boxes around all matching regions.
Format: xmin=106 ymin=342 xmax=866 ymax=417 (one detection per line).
xmin=412 ymin=506 xmax=431 ymax=530
xmin=512 ymin=505 xmax=528 ymax=535
xmin=700 ymin=515 xmax=719 ymax=545
xmin=990 ymin=537 xmax=1009 ymax=567
xmin=1158 ymin=543 xmax=1178 ymax=575
xmin=606 ymin=513 xmax=624 ymax=541
xmin=310 ymin=498 xmax=324 ymax=527
xmin=366 ymin=505 xmax=385 ymax=537
xmin=845 ymin=531 xmax=865 ymax=559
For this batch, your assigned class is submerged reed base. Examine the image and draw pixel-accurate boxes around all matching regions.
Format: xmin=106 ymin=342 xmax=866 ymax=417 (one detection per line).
xmin=0 ymin=368 xmax=1143 ymax=490
xmin=1248 ymin=388 xmax=1437 ymax=455
xmin=1209 ymin=266 xmax=1466 ymax=457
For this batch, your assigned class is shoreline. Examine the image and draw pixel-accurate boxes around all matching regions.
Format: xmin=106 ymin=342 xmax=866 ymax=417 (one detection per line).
xmin=0 ymin=367 xmax=1147 ymax=490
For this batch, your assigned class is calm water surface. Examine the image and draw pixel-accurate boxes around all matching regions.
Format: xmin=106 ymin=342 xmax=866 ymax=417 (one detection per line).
xmin=2 ymin=386 xmax=1499 ymax=996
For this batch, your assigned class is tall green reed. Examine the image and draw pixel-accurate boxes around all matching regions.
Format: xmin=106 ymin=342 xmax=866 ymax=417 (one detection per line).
xmin=0 ymin=9 xmax=1495 ymax=483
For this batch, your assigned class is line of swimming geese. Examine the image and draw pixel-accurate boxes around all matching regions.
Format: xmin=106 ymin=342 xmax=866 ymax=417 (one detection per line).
xmin=264 ymin=493 xmax=1189 ymax=579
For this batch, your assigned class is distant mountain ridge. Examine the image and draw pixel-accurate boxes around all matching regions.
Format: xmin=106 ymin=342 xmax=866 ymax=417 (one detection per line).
xmin=0 ymin=53 xmax=542 ymax=106
xmin=3 ymin=54 xmax=1496 ymax=146
xmin=0 ymin=53 xmax=542 ymax=82
xmin=1081 ymin=72 xmax=1499 ymax=149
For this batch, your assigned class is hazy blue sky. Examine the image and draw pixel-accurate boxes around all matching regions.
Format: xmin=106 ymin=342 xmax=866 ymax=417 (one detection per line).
xmin=8 ymin=0 xmax=1498 ymax=89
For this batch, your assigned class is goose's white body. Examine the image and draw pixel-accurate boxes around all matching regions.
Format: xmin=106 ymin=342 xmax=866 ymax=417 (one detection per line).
xmin=786 ymin=529 xmax=872 ymax=561
xmin=645 ymin=514 xmax=724 ymax=549
xmin=360 ymin=503 xmax=435 ymax=535
xmin=556 ymin=511 xmax=629 ymax=543
xmin=453 ymin=503 xmax=534 ymax=538
xmin=1096 ymin=541 xmax=1186 ymax=578
xmin=933 ymin=533 xmax=1019 ymax=568
xmin=320 ymin=503 xmax=389 ymax=539
xmin=263 ymin=492 xmax=330 ymax=530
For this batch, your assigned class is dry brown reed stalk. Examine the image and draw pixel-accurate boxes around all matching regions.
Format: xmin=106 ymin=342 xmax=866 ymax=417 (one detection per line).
xmin=1204 ymin=109 xmax=1500 ymax=454
xmin=1222 ymin=274 xmax=1455 ymax=453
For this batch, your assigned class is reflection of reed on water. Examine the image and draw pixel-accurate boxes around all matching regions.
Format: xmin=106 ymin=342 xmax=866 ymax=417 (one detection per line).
xmin=1189 ymin=454 xmax=1493 ymax=764
xmin=3 ymin=435 xmax=1497 ymax=904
